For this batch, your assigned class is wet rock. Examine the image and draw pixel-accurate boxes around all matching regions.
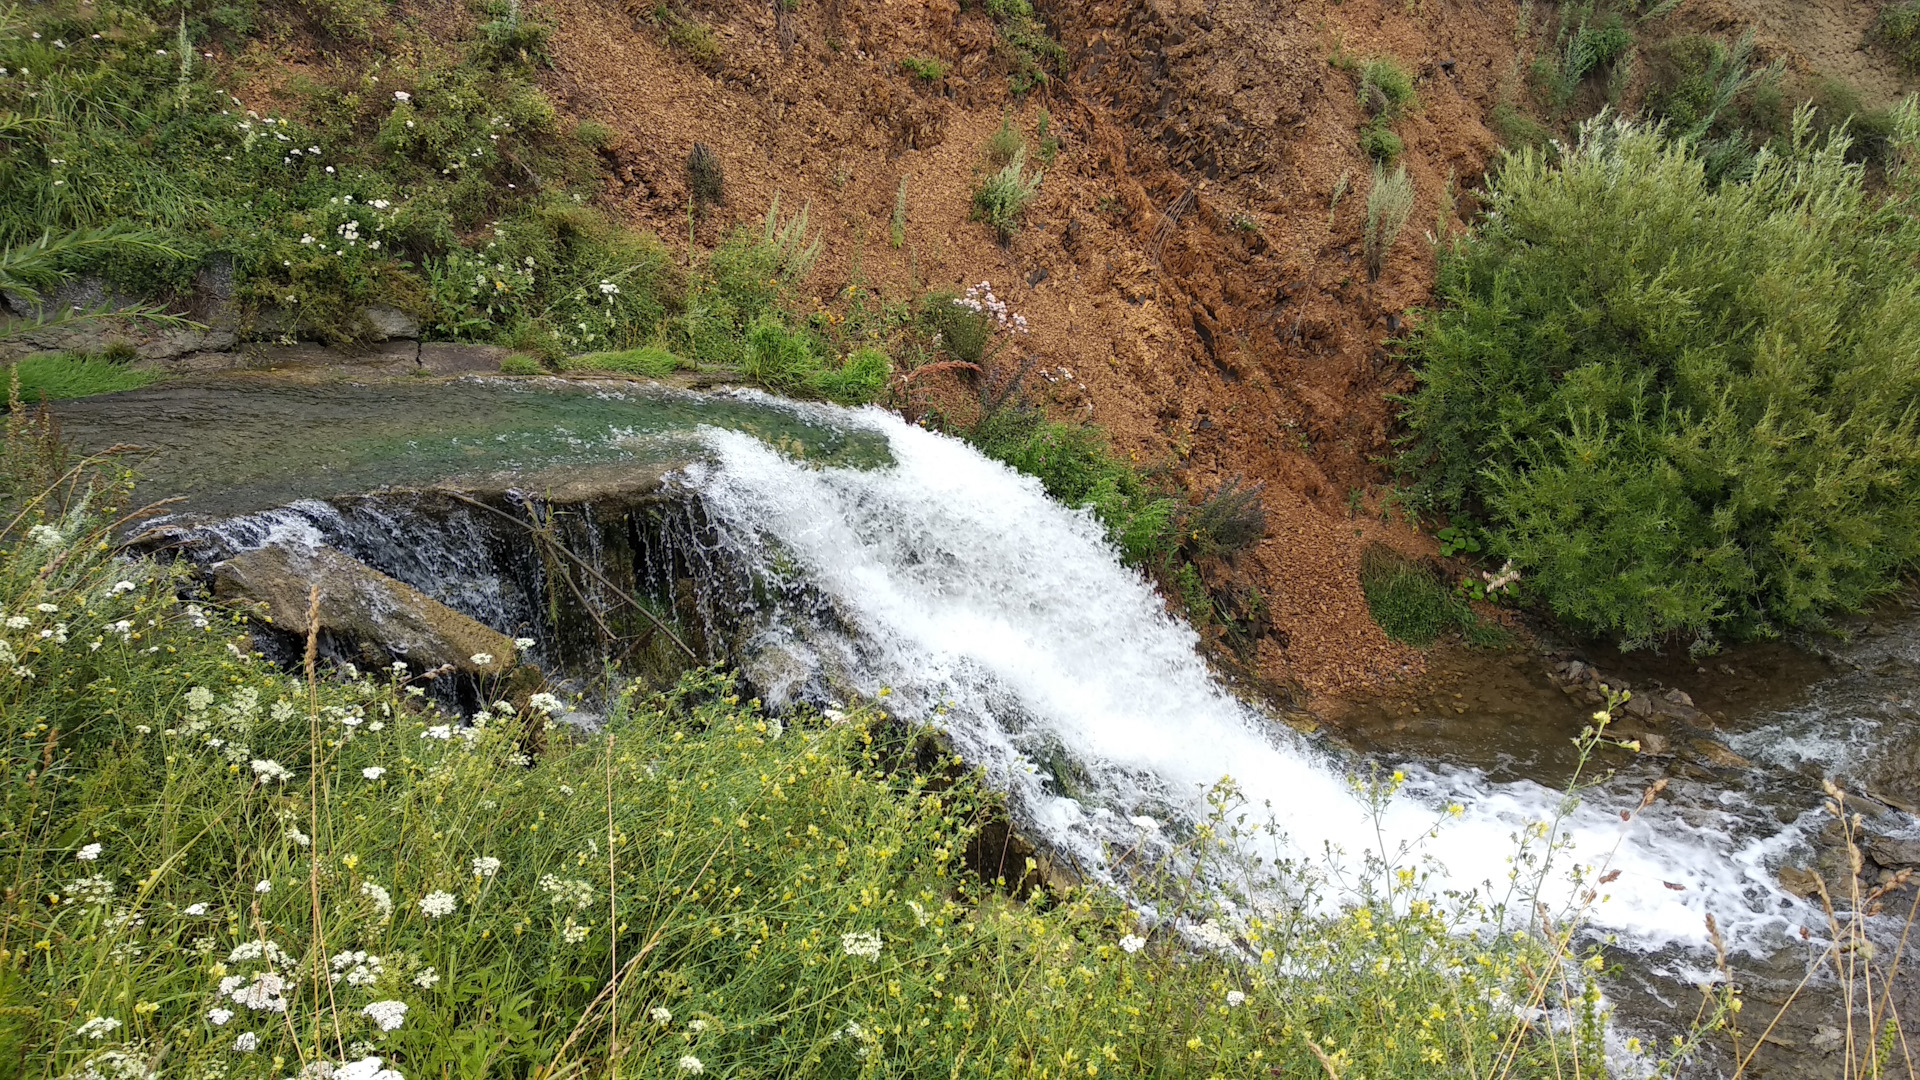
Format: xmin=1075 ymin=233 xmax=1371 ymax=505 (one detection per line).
xmin=1663 ymin=688 xmax=1696 ymax=708
xmin=1623 ymin=693 xmax=1655 ymax=719
xmin=419 ymin=343 xmax=511 ymax=375
xmin=1865 ymin=834 xmax=1920 ymax=870
xmin=235 ymin=341 xmax=421 ymax=377
xmin=1687 ymin=740 xmax=1754 ymax=770
xmin=213 ymin=543 xmax=518 ymax=676
xmin=1 ymin=272 xmax=239 ymax=361
xmin=1779 ymin=865 xmax=1822 ymax=898
xmin=362 ymin=304 xmax=420 ymax=341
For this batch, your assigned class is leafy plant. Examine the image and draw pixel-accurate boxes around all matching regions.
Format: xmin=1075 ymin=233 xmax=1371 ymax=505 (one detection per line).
xmin=654 ymin=3 xmax=721 ymax=67
xmin=1363 ymin=162 xmax=1415 ymax=280
xmin=807 ymin=346 xmax=891 ymax=405
xmin=1359 ymin=123 xmax=1404 ymax=163
xmin=899 ymin=56 xmax=947 ymax=80
xmin=1435 ymin=525 xmax=1482 ymax=558
xmin=1403 ymin=107 xmax=1920 ymax=649
xmin=971 ymin=146 xmax=1043 ymax=241
xmin=1877 ymin=0 xmax=1920 ymax=71
xmin=1358 ymin=57 xmax=1418 ymax=120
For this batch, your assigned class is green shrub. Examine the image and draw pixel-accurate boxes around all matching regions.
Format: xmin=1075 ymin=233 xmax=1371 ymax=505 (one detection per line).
xmin=497 ymin=352 xmax=543 ymax=374
xmin=986 ymin=113 xmax=1025 ymax=167
xmin=1359 ymin=121 xmax=1404 ymax=163
xmin=1402 ymin=107 xmax=1920 ymax=648
xmin=917 ymin=291 xmax=994 ymax=365
xmin=655 ymin=4 xmax=722 ymax=67
xmin=1878 ymin=0 xmax=1920 ymax=71
xmin=572 ymin=119 xmax=614 ymax=150
xmin=807 ymin=346 xmax=891 ymax=405
xmin=970 ymin=408 xmax=1180 ymax=566
xmin=560 ymin=345 xmax=681 ymax=378
xmin=971 ymin=146 xmax=1044 ymax=241
xmin=1363 ymin=162 xmax=1414 ymax=280
xmin=1358 ymin=57 xmax=1418 ymax=120
xmin=473 ymin=0 xmax=553 ymax=67
xmin=1490 ymin=101 xmax=1554 ymax=150
xmin=741 ymin=315 xmax=824 ymax=392
xmin=899 ymin=56 xmax=948 ymax=80
xmin=6 ymin=353 xmax=158 ymax=402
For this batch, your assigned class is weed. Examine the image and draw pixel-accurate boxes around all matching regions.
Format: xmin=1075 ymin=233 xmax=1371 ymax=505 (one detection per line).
xmin=807 ymin=346 xmax=891 ymax=405
xmin=986 ymin=112 xmax=1025 ymax=168
xmin=1359 ymin=545 xmax=1486 ymax=647
xmin=1327 ymin=168 xmax=1353 ymax=230
xmin=558 ymin=345 xmax=682 ymax=378
xmin=1534 ymin=1 xmax=1632 ymax=113
xmin=1643 ymin=29 xmax=1782 ymax=144
xmin=498 ymin=353 xmax=543 ymax=374
xmin=654 ymin=4 xmax=721 ymax=67
xmin=1180 ymin=478 xmax=1267 ymax=559
xmin=1363 ymin=162 xmax=1415 ymax=280
xmin=1359 ymin=122 xmax=1404 ymax=163
xmin=981 ymin=0 xmax=1065 ymax=94
xmin=1036 ymin=108 xmax=1061 ymax=163
xmin=971 ymin=146 xmax=1044 ymax=241
xmin=898 ymin=56 xmax=947 ymax=80
xmin=5 ymin=352 xmax=157 ymax=402
xmin=473 ymin=0 xmax=553 ymax=67
xmin=1490 ymin=100 xmax=1553 ymax=150
xmin=1358 ymin=57 xmax=1418 ymax=120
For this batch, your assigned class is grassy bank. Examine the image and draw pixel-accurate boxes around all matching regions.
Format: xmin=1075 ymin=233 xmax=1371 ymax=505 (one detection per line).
xmin=0 ymin=439 xmax=1649 ymax=1078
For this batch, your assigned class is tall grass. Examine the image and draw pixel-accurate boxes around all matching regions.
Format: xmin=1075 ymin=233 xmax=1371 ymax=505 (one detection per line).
xmin=6 ymin=354 xmax=157 ymax=402
xmin=0 ymin=444 xmax=1728 ymax=1080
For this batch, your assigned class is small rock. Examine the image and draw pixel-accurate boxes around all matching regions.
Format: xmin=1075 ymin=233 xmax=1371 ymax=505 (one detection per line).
xmin=1663 ymin=688 xmax=1695 ymax=708
xmin=1778 ymin=866 xmax=1821 ymax=898
xmin=362 ymin=304 xmax=421 ymax=341
xmin=1688 ymin=740 xmax=1754 ymax=770
xmin=1623 ymin=694 xmax=1654 ymax=719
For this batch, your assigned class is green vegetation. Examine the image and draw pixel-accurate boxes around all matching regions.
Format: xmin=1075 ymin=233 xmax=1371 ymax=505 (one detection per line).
xmin=653 ymin=3 xmax=721 ymax=68
xmin=1359 ymin=546 xmax=1488 ymax=648
xmin=986 ymin=113 xmax=1025 ymax=168
xmin=0 ymin=450 xmax=1646 ymax=1080
xmin=1362 ymin=163 xmax=1414 ymax=281
xmin=978 ymin=0 xmax=1065 ymax=94
xmin=686 ymin=142 xmax=724 ymax=214
xmin=497 ymin=353 xmax=542 ymax=375
xmin=898 ymin=56 xmax=947 ymax=81
xmin=1533 ymin=1 xmax=1633 ymax=113
xmin=1356 ymin=57 xmax=1416 ymax=163
xmin=1877 ymin=0 xmax=1920 ymax=71
xmin=5 ymin=352 xmax=158 ymax=401
xmin=1403 ymin=108 xmax=1920 ymax=649
xmin=890 ymin=176 xmax=909 ymax=249
xmin=558 ymin=345 xmax=684 ymax=378
xmin=971 ymin=147 xmax=1044 ymax=241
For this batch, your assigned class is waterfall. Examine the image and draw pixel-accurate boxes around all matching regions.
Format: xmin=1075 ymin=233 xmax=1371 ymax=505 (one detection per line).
xmin=681 ymin=400 xmax=1817 ymax=958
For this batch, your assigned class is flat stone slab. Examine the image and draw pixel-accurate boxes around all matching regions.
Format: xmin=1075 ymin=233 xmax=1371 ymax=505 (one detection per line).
xmin=419 ymin=342 xmax=511 ymax=375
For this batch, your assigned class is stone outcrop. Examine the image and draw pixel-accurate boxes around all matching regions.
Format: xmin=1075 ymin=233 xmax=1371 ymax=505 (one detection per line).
xmin=212 ymin=543 xmax=518 ymax=676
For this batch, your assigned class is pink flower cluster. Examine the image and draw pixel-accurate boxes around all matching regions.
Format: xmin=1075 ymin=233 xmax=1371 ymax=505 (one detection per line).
xmin=953 ymin=281 xmax=1029 ymax=333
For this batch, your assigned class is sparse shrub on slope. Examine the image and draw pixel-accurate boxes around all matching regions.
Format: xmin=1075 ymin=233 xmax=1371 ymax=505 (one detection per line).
xmin=1404 ymin=107 xmax=1920 ymax=650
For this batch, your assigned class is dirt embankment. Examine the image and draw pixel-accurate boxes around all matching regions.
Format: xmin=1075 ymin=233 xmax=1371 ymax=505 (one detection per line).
xmin=537 ymin=0 xmax=1913 ymax=703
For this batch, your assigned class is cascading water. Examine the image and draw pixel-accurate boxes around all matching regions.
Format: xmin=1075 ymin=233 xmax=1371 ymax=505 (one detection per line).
xmin=679 ymin=401 xmax=1819 ymax=957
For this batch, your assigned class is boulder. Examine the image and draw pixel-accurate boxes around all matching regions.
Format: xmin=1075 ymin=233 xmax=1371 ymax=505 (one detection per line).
xmin=1866 ymin=834 xmax=1920 ymax=870
xmin=213 ymin=543 xmax=517 ymax=676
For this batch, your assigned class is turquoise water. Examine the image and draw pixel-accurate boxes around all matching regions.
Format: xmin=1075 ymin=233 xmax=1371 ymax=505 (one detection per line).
xmin=53 ymin=377 xmax=892 ymax=519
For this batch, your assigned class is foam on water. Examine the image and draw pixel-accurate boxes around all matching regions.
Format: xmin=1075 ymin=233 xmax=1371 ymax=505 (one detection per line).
xmin=684 ymin=405 xmax=1817 ymax=955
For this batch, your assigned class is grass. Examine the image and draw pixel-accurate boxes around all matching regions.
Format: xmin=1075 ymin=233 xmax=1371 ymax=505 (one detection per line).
xmin=6 ymin=353 xmax=158 ymax=402
xmin=1878 ymin=0 xmax=1920 ymax=71
xmin=899 ymin=56 xmax=947 ymax=81
xmin=0 ymin=446 xmax=1670 ymax=1080
xmin=1358 ymin=546 xmax=1505 ymax=648
xmin=1363 ymin=162 xmax=1415 ymax=280
xmin=558 ymin=346 xmax=684 ymax=379
xmin=971 ymin=147 xmax=1043 ymax=242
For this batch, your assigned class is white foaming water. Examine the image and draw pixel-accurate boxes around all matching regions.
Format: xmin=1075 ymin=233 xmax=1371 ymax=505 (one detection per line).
xmin=685 ymin=404 xmax=1815 ymax=956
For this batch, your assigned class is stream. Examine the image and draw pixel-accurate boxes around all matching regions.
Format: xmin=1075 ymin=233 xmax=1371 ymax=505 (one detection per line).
xmin=57 ymin=376 xmax=1920 ymax=1076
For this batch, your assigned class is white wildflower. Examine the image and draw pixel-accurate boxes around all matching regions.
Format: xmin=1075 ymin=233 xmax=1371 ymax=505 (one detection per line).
xmin=35 ymin=603 xmax=58 ymax=613
xmin=840 ymin=930 xmax=882 ymax=961
xmin=422 ymin=725 xmax=452 ymax=740
xmin=412 ymin=967 xmax=440 ymax=989
xmin=418 ymin=890 xmax=456 ymax=918
xmin=527 ymin=693 xmax=563 ymax=714
xmin=207 ymin=1007 xmax=234 ymax=1026
xmin=110 ymin=580 xmax=137 ymax=595
xmin=471 ymin=856 xmax=502 ymax=878
xmin=686 ymin=1019 xmax=708 ymax=1034
xmin=1118 ymin=934 xmax=1146 ymax=954
xmin=185 ymin=687 xmax=215 ymax=710
xmin=677 ymin=1057 xmax=703 ymax=1075
xmin=255 ymin=880 xmax=271 ymax=893
xmin=75 ymin=1016 xmax=121 ymax=1039
xmin=361 ymin=1000 xmax=407 ymax=1032
xmin=360 ymin=881 xmax=394 ymax=918
xmin=76 ymin=843 xmax=102 ymax=861
xmin=27 ymin=525 xmax=63 ymax=547
xmin=5 ymin=615 xmax=27 ymax=629
xmin=392 ymin=91 xmax=410 ymax=102
xmin=336 ymin=1056 xmax=404 ymax=1080
xmin=230 ymin=972 xmax=289 ymax=1012
xmin=184 ymin=902 xmax=209 ymax=916
xmin=650 ymin=1007 xmax=672 ymax=1025
xmin=1226 ymin=990 xmax=1246 ymax=1007
xmin=469 ymin=653 xmax=494 ymax=666
xmin=251 ymin=759 xmax=294 ymax=783
xmin=232 ymin=1031 xmax=259 ymax=1053
xmin=513 ymin=637 xmax=535 ymax=648
xmin=362 ymin=767 xmax=387 ymax=780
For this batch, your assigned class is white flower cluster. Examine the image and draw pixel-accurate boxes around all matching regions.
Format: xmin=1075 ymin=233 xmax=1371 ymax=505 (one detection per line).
xmin=330 ymin=950 xmax=383 ymax=987
xmin=471 ymin=856 xmax=502 ymax=878
xmin=336 ymin=1054 xmax=404 ymax=1080
xmin=417 ymin=890 xmax=457 ymax=918
xmin=840 ymin=930 xmax=882 ymax=961
xmin=1482 ymin=559 xmax=1521 ymax=595
xmin=1117 ymin=933 xmax=1146 ymax=954
xmin=251 ymin=759 xmax=293 ymax=783
xmin=539 ymin=874 xmax=596 ymax=910
xmin=953 ymin=281 xmax=1029 ymax=333
xmin=361 ymin=1000 xmax=408 ymax=1032
xmin=360 ymin=881 xmax=394 ymax=921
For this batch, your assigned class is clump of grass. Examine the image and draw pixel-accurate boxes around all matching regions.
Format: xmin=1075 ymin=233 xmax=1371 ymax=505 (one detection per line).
xmin=558 ymin=345 xmax=682 ymax=378
xmin=1357 ymin=57 xmax=1417 ymax=163
xmin=573 ymin=119 xmax=614 ymax=150
xmin=971 ymin=146 xmax=1044 ymax=241
xmin=1364 ymin=162 xmax=1415 ymax=280
xmin=654 ymin=3 xmax=722 ymax=67
xmin=1490 ymin=100 xmax=1554 ymax=150
xmin=6 ymin=353 xmax=158 ymax=402
xmin=899 ymin=56 xmax=947 ymax=80
xmin=1359 ymin=123 xmax=1405 ymax=163
xmin=986 ymin=112 xmax=1025 ymax=167
xmin=808 ymin=346 xmax=892 ymax=405
xmin=498 ymin=353 xmax=543 ymax=374
xmin=1359 ymin=545 xmax=1488 ymax=647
